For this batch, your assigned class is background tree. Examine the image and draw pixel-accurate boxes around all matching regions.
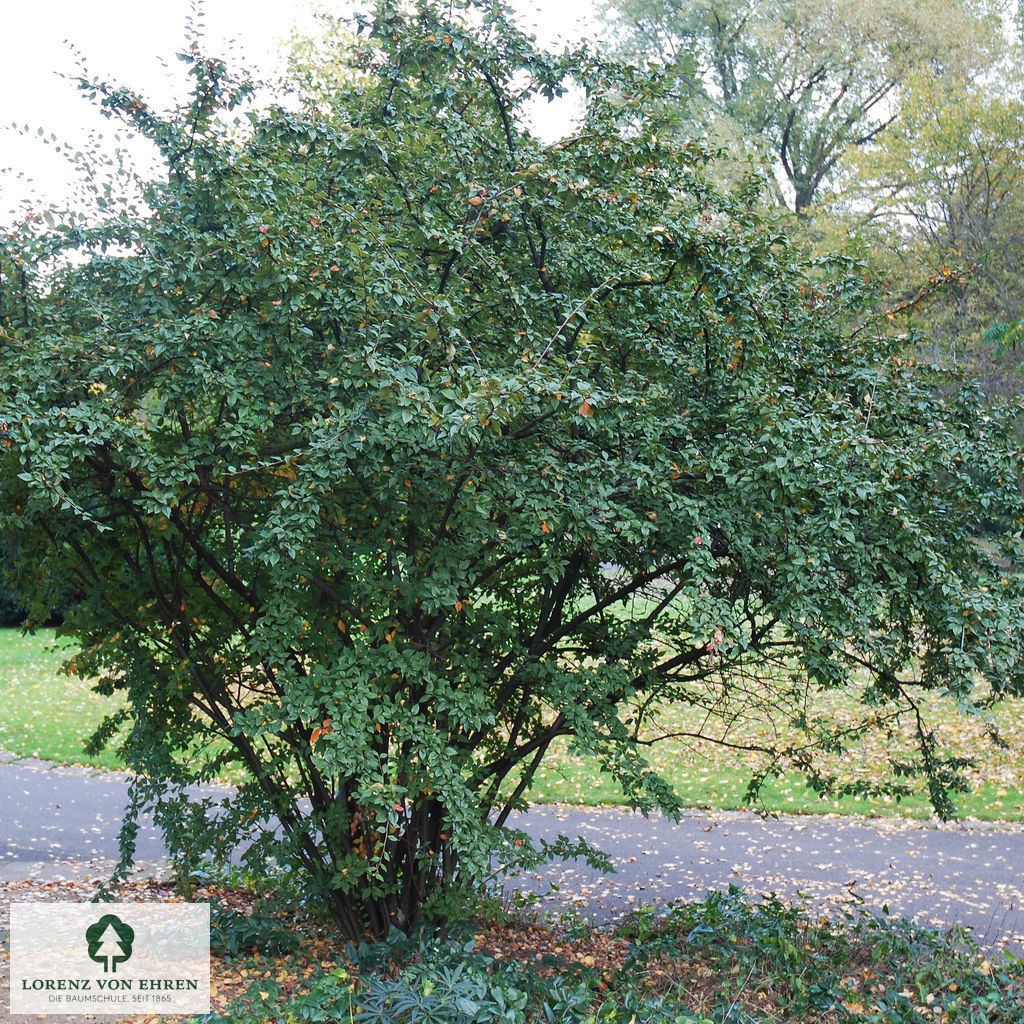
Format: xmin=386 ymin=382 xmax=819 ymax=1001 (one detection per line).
xmin=3 ymin=0 xmax=1024 ymax=941
xmin=832 ymin=70 xmax=1024 ymax=397
xmin=601 ymin=0 xmax=1008 ymax=216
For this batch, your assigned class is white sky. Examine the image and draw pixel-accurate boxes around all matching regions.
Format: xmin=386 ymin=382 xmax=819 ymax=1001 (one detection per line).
xmin=0 ymin=0 xmax=598 ymax=219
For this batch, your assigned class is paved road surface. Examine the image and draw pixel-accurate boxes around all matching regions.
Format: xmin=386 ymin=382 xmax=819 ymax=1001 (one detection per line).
xmin=3 ymin=755 xmax=1023 ymax=953
xmin=513 ymin=805 xmax=1024 ymax=953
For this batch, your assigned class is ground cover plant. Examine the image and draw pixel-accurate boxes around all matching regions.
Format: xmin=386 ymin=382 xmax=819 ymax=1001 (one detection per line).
xmin=5 ymin=872 xmax=1022 ymax=1023
xmin=4 ymin=0 xmax=1024 ymax=942
xmin=186 ymin=886 xmax=1024 ymax=1024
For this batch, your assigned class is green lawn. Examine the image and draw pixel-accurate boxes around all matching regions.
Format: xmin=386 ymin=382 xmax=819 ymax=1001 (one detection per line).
xmin=3 ymin=627 xmax=1023 ymax=819
xmin=515 ymin=678 xmax=1024 ymax=819
xmin=0 ymin=628 xmax=127 ymax=771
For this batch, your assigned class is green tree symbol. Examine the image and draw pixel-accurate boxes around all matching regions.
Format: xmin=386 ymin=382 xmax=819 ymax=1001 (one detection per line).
xmin=85 ymin=914 xmax=135 ymax=973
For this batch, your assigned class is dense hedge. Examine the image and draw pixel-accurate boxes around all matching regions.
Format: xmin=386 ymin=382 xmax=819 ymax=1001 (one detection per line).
xmin=0 ymin=587 xmax=25 ymax=627
xmin=0 ymin=539 xmax=75 ymax=627
xmin=0 ymin=541 xmax=25 ymax=626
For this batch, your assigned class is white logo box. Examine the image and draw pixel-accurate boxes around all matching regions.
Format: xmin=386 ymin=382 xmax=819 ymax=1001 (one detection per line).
xmin=10 ymin=903 xmax=210 ymax=1015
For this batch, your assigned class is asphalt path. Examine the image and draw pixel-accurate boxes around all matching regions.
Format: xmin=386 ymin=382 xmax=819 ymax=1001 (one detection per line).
xmin=3 ymin=755 xmax=1024 ymax=954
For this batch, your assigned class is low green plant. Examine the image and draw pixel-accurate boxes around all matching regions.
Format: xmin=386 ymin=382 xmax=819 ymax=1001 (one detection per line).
xmin=190 ymin=890 xmax=1024 ymax=1024
xmin=618 ymin=888 xmax=1024 ymax=1023
xmin=617 ymin=888 xmax=847 ymax=1020
xmin=197 ymin=927 xmax=596 ymax=1024
xmin=209 ymin=900 xmax=302 ymax=958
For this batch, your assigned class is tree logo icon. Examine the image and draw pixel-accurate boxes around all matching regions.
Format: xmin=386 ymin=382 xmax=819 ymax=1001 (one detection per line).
xmin=85 ymin=914 xmax=135 ymax=973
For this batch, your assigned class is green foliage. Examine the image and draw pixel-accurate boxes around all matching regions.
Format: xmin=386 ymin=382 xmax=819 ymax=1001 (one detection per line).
xmin=209 ymin=900 xmax=302 ymax=957
xmin=0 ymin=537 xmax=76 ymax=627
xmin=618 ymin=888 xmax=1024 ymax=1023
xmin=8 ymin=630 xmax=1024 ymax=820
xmin=342 ymin=929 xmax=596 ymax=1024
xmin=0 ymin=582 xmax=25 ymax=628
xmin=193 ymin=894 xmax=1024 ymax=1024
xmin=197 ymin=925 xmax=698 ymax=1024
xmin=983 ymin=312 xmax=1024 ymax=396
xmin=984 ymin=316 xmax=1024 ymax=357
xmin=3 ymin=0 xmax=1024 ymax=941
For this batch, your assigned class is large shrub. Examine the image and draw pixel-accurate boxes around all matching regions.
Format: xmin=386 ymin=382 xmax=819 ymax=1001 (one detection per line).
xmin=2 ymin=0 xmax=1024 ymax=939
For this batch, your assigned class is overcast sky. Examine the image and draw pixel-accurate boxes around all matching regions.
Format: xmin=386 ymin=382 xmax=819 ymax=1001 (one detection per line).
xmin=0 ymin=0 xmax=598 ymax=218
